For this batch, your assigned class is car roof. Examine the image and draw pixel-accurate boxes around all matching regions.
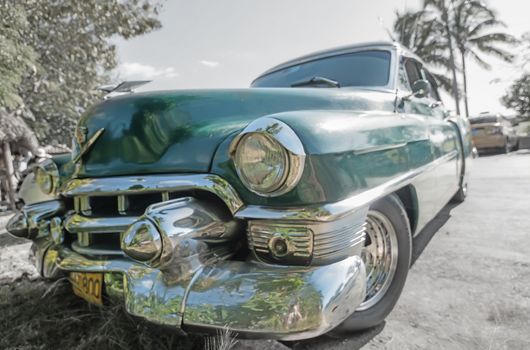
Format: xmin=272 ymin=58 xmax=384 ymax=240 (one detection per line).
xmin=253 ymin=41 xmax=424 ymax=82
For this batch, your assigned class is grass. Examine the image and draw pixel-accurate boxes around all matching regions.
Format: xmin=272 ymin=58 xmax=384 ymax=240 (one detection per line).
xmin=0 ymin=277 xmax=207 ymax=350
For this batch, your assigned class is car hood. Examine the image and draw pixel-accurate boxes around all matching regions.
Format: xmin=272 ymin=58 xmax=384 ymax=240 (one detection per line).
xmin=75 ymin=88 xmax=395 ymax=178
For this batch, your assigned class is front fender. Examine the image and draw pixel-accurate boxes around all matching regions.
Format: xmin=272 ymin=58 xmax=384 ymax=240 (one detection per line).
xmin=211 ymin=110 xmax=433 ymax=207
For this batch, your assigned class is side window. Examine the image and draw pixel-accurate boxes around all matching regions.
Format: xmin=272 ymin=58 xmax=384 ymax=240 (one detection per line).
xmin=404 ymin=59 xmax=422 ymax=87
xmin=424 ymin=70 xmax=441 ymax=102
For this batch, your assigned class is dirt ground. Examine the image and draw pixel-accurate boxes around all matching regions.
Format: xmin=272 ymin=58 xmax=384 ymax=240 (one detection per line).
xmin=1 ymin=151 xmax=529 ymax=350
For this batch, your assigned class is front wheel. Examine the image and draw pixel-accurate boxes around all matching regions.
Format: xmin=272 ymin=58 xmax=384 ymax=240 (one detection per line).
xmin=334 ymin=194 xmax=411 ymax=332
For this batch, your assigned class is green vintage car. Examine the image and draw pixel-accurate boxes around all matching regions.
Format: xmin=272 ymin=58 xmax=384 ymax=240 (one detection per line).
xmin=8 ymin=42 xmax=472 ymax=340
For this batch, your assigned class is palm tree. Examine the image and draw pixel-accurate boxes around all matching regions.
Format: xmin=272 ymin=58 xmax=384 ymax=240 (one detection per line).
xmin=423 ymin=0 xmax=465 ymax=115
xmin=394 ymin=7 xmax=462 ymax=114
xmin=451 ymin=0 xmax=517 ymax=117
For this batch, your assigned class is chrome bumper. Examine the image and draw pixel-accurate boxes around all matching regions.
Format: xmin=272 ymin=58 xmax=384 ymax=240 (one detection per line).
xmin=9 ymin=173 xmax=369 ymax=340
xmin=37 ymin=243 xmax=365 ymax=340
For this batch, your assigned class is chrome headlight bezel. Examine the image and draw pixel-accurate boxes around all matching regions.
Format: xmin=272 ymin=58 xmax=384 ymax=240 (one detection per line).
xmin=230 ymin=118 xmax=306 ymax=197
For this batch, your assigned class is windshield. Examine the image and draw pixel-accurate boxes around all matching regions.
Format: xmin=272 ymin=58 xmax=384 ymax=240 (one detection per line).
xmin=470 ymin=115 xmax=499 ymax=124
xmin=252 ymin=50 xmax=392 ymax=88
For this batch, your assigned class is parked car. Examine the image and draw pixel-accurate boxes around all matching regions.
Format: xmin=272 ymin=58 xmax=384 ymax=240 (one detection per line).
xmin=470 ymin=113 xmax=518 ymax=153
xmin=7 ymin=42 xmax=472 ymax=340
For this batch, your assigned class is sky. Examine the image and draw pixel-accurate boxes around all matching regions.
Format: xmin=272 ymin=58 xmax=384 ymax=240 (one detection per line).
xmin=114 ymin=0 xmax=528 ymax=116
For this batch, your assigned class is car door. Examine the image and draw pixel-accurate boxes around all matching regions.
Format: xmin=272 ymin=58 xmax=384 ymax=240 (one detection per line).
xmin=398 ymin=58 xmax=460 ymax=230
xmin=421 ymin=69 xmax=460 ymax=212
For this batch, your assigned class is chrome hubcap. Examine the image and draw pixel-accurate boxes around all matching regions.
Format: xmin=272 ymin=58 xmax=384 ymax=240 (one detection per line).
xmin=357 ymin=210 xmax=399 ymax=310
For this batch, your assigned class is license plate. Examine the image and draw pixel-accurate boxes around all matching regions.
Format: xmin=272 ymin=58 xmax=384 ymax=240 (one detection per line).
xmin=70 ymin=272 xmax=103 ymax=306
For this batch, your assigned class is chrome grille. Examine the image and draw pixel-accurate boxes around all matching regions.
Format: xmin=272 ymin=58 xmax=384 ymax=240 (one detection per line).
xmin=59 ymin=174 xmax=244 ymax=258
xmin=67 ymin=191 xmax=190 ymax=256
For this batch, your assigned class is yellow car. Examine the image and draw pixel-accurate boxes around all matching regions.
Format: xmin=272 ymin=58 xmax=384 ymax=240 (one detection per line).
xmin=470 ymin=113 xmax=518 ymax=154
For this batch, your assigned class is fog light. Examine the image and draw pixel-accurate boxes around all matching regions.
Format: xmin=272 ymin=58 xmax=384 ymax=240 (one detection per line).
xmin=121 ymin=220 xmax=163 ymax=263
xmin=268 ymin=234 xmax=293 ymax=258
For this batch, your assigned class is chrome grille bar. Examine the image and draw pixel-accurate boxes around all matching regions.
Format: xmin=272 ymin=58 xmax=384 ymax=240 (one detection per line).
xmin=64 ymin=214 xmax=137 ymax=234
xmin=61 ymin=174 xmax=243 ymax=214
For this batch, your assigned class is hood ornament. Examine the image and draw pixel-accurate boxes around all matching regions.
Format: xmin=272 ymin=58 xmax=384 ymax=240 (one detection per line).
xmin=73 ymin=128 xmax=105 ymax=165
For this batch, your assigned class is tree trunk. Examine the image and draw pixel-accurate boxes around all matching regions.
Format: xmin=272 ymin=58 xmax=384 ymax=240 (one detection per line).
xmin=441 ymin=1 xmax=461 ymax=115
xmin=2 ymin=141 xmax=17 ymax=211
xmin=460 ymin=50 xmax=470 ymax=118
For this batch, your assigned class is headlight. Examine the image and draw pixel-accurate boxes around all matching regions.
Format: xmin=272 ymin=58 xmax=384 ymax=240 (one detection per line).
xmin=35 ymin=159 xmax=60 ymax=195
xmin=35 ymin=167 xmax=54 ymax=194
xmin=231 ymin=117 xmax=306 ymax=197
xmin=234 ymin=133 xmax=288 ymax=194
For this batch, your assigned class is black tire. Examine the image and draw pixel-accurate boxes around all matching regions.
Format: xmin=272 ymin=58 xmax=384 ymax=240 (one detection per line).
xmin=334 ymin=194 xmax=412 ymax=333
xmin=451 ymin=181 xmax=467 ymax=203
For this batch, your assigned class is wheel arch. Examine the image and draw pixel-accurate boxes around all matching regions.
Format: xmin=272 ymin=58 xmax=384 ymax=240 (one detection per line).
xmin=393 ymin=184 xmax=419 ymax=235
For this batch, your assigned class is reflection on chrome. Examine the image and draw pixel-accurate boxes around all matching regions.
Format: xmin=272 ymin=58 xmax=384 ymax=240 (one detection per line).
xmin=40 ymin=245 xmax=365 ymax=340
xmin=122 ymin=197 xmax=241 ymax=270
xmin=6 ymin=200 xmax=64 ymax=238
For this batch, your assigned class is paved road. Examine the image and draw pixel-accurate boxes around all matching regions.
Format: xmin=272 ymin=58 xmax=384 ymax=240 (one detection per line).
xmin=291 ymin=150 xmax=530 ymax=349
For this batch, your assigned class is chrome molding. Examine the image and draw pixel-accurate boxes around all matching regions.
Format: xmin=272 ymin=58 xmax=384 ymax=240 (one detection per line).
xmin=353 ymin=142 xmax=408 ymax=155
xmin=61 ymin=174 xmax=244 ymax=215
xmin=229 ymin=117 xmax=306 ymax=197
xmin=236 ymin=150 xmax=458 ymax=222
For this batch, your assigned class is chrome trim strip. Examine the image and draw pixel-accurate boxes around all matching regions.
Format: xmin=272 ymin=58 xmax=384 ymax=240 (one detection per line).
xmin=353 ymin=142 xmax=408 ymax=155
xmin=72 ymin=128 xmax=105 ymax=163
xmin=64 ymin=214 xmax=138 ymax=234
xmin=61 ymin=174 xmax=244 ymax=215
xmin=236 ymin=151 xmax=458 ymax=222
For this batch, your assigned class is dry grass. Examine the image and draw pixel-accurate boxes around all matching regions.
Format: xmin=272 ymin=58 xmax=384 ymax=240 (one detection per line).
xmin=0 ymin=277 xmax=205 ymax=350
xmin=203 ymin=328 xmax=239 ymax=350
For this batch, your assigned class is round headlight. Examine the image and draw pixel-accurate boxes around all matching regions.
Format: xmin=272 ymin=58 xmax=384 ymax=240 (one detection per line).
xmin=35 ymin=167 xmax=54 ymax=194
xmin=234 ymin=133 xmax=289 ymax=194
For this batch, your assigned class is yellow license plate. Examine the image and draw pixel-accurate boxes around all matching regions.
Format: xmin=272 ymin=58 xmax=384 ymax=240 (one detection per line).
xmin=69 ymin=272 xmax=103 ymax=306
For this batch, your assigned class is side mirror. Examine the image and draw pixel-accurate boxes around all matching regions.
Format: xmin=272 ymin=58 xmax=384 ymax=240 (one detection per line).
xmin=411 ymin=79 xmax=430 ymax=99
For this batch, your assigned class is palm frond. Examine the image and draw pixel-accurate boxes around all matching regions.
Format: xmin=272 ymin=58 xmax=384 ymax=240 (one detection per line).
xmin=468 ymin=18 xmax=506 ymax=37
xmin=472 ymin=44 xmax=515 ymax=63
xmin=469 ymin=32 xmax=518 ymax=45
xmin=432 ymin=72 xmax=458 ymax=95
xmin=467 ymin=50 xmax=491 ymax=69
